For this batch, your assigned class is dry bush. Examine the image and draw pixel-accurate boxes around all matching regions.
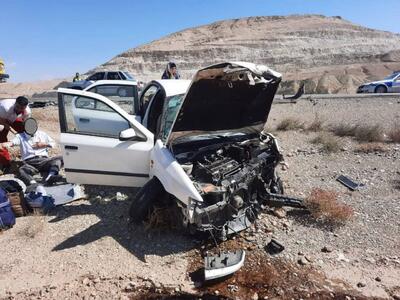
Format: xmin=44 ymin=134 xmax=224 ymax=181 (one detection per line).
xmin=311 ymin=133 xmax=341 ymax=153
xmin=276 ymin=118 xmax=305 ymax=131
xmin=332 ymin=123 xmax=385 ymax=142
xmin=355 ymin=143 xmax=388 ymax=153
xmin=144 ymin=206 xmax=179 ymax=232
xmin=354 ymin=124 xmax=384 ymax=142
xmin=388 ymin=124 xmax=400 ymax=143
xmin=331 ymin=124 xmax=358 ymax=137
xmin=307 ymin=116 xmax=324 ymax=132
xmin=305 ymin=188 xmax=353 ymax=225
xmin=19 ymin=214 xmax=46 ymax=238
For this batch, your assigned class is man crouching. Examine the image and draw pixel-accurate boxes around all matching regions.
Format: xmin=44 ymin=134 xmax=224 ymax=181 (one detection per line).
xmin=0 ymin=118 xmax=63 ymax=185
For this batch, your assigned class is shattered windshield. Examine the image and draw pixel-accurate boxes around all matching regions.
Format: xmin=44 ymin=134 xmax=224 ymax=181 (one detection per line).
xmin=160 ymin=94 xmax=185 ymax=141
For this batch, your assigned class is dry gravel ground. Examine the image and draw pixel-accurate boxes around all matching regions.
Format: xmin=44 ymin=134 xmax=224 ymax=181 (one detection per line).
xmin=1 ymin=96 xmax=400 ymax=299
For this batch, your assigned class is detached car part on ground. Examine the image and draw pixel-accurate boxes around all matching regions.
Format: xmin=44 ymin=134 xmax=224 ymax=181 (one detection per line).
xmin=58 ymin=62 xmax=304 ymax=241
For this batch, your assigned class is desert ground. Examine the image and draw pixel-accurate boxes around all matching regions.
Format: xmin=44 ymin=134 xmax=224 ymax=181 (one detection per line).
xmin=0 ymin=95 xmax=399 ymax=299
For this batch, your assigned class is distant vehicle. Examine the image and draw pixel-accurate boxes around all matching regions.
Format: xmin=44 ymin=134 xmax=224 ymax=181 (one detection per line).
xmin=67 ymin=71 xmax=134 ymax=90
xmin=69 ymin=80 xmax=140 ymax=136
xmin=357 ymin=71 xmax=400 ymax=93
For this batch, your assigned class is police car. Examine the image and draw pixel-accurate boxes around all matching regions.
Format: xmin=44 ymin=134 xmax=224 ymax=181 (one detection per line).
xmin=357 ymin=71 xmax=400 ymax=93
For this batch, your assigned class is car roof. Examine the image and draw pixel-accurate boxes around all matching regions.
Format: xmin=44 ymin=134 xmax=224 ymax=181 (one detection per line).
xmin=152 ymin=79 xmax=191 ymax=97
xmin=84 ymin=80 xmax=137 ymax=90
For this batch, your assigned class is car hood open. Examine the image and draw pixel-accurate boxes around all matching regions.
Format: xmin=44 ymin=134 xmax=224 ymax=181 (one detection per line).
xmin=166 ymin=62 xmax=282 ymax=145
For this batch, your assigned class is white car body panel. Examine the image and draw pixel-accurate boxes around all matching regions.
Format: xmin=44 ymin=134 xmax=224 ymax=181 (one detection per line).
xmin=150 ymin=140 xmax=203 ymax=220
xmin=152 ymin=80 xmax=191 ymax=97
xmin=61 ymin=133 xmax=153 ymax=187
xmin=58 ymin=88 xmax=154 ymax=187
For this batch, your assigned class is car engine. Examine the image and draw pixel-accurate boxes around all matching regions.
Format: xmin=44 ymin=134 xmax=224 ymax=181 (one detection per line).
xmin=174 ymin=133 xmax=284 ymax=240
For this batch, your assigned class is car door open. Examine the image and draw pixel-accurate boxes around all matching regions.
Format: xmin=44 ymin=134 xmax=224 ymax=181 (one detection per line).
xmin=57 ymin=88 xmax=154 ymax=187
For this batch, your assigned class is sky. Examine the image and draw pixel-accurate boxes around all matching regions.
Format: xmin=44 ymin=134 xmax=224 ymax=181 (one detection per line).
xmin=2 ymin=0 xmax=400 ymax=82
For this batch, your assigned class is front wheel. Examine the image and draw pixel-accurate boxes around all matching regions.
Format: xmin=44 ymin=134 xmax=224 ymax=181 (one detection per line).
xmin=129 ymin=177 xmax=165 ymax=224
xmin=375 ymin=85 xmax=387 ymax=93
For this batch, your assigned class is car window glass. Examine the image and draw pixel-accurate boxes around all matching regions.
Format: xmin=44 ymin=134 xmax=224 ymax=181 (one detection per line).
xmin=124 ymin=72 xmax=134 ymax=80
xmin=107 ymin=72 xmax=121 ymax=80
xmin=75 ymin=97 xmax=95 ymax=109
xmin=87 ymin=84 xmax=136 ymax=114
xmin=141 ymin=85 xmax=158 ymax=105
xmin=61 ymin=94 xmax=131 ymax=138
xmin=87 ymin=72 xmax=104 ymax=81
xmin=160 ymin=94 xmax=184 ymax=141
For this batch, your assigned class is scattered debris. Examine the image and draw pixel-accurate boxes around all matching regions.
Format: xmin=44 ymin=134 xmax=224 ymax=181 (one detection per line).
xmin=204 ymin=250 xmax=245 ymax=281
xmin=265 ymin=239 xmax=285 ymax=255
xmin=336 ymin=175 xmax=364 ymax=191
xmin=272 ymin=207 xmax=287 ymax=219
xmin=44 ymin=184 xmax=86 ymax=206
xmin=357 ymin=282 xmax=366 ymax=288
xmin=321 ymin=246 xmax=333 ymax=253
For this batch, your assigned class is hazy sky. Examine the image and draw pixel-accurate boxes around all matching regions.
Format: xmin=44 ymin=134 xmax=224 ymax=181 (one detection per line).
xmin=2 ymin=0 xmax=400 ymax=82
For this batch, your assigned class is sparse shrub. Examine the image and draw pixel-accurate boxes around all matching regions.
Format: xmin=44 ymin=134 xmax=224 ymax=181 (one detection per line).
xmin=388 ymin=124 xmax=400 ymax=143
xmin=331 ymin=124 xmax=358 ymax=137
xmin=311 ymin=133 xmax=341 ymax=153
xmin=354 ymin=125 xmax=384 ymax=142
xmin=307 ymin=115 xmax=324 ymax=132
xmin=276 ymin=118 xmax=305 ymax=131
xmin=144 ymin=206 xmax=179 ymax=232
xmin=305 ymin=188 xmax=353 ymax=225
xmin=19 ymin=214 xmax=45 ymax=238
xmin=355 ymin=143 xmax=388 ymax=153
xmin=331 ymin=123 xmax=384 ymax=142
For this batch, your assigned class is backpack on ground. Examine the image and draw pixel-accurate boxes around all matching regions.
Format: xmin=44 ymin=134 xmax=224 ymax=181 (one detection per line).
xmin=0 ymin=187 xmax=16 ymax=229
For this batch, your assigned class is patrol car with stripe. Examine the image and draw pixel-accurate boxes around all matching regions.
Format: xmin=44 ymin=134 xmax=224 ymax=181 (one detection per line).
xmin=357 ymin=71 xmax=400 ymax=93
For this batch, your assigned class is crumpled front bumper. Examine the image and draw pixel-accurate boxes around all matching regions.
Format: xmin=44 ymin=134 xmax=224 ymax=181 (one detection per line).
xmin=357 ymin=85 xmax=375 ymax=93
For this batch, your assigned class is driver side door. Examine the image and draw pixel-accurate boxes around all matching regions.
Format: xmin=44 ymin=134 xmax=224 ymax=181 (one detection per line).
xmin=393 ymin=75 xmax=400 ymax=93
xmin=57 ymin=88 xmax=154 ymax=187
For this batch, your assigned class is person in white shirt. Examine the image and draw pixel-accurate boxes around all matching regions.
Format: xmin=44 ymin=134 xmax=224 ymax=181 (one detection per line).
xmin=0 ymin=96 xmax=31 ymax=170
xmin=0 ymin=122 xmax=62 ymax=185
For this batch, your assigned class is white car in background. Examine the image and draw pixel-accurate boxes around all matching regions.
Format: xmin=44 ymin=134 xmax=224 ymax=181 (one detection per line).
xmin=58 ymin=62 xmax=289 ymax=240
xmin=70 ymin=80 xmax=140 ymax=136
xmin=68 ymin=71 xmax=135 ymax=90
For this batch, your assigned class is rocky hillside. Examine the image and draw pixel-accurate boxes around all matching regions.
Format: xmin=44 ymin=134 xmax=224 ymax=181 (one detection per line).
xmin=93 ymin=15 xmax=400 ymax=94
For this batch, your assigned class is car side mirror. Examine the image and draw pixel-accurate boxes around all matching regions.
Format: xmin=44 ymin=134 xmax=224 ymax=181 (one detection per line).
xmin=119 ymin=128 xmax=139 ymax=141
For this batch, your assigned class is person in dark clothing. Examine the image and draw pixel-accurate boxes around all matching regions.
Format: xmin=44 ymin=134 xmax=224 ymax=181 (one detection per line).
xmin=161 ymin=62 xmax=180 ymax=79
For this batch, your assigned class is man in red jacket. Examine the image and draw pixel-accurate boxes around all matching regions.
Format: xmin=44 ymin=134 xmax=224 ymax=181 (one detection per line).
xmin=0 ymin=96 xmax=31 ymax=171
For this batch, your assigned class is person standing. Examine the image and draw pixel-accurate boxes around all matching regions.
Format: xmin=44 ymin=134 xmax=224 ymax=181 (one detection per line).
xmin=73 ymin=72 xmax=81 ymax=82
xmin=0 ymin=96 xmax=31 ymax=170
xmin=161 ymin=62 xmax=180 ymax=79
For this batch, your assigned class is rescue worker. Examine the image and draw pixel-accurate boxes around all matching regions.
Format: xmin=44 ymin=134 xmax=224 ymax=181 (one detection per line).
xmin=73 ymin=72 xmax=81 ymax=82
xmin=0 ymin=119 xmax=62 ymax=185
xmin=161 ymin=62 xmax=180 ymax=79
xmin=0 ymin=96 xmax=31 ymax=171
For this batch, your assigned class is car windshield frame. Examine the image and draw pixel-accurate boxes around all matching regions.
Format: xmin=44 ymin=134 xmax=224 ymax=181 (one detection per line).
xmin=384 ymin=73 xmax=400 ymax=80
xmin=123 ymin=72 xmax=134 ymax=80
xmin=160 ymin=93 xmax=185 ymax=142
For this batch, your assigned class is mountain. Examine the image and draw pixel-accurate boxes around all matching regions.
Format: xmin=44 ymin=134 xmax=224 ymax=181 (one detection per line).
xmin=92 ymin=14 xmax=400 ymax=94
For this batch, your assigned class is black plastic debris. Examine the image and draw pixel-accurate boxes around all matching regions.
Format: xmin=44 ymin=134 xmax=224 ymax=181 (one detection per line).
xmin=266 ymin=239 xmax=285 ymax=255
xmin=336 ymin=175 xmax=365 ymax=191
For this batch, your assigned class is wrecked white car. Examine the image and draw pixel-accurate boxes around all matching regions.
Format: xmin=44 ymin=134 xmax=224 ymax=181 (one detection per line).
xmin=58 ymin=62 xmax=298 ymax=240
